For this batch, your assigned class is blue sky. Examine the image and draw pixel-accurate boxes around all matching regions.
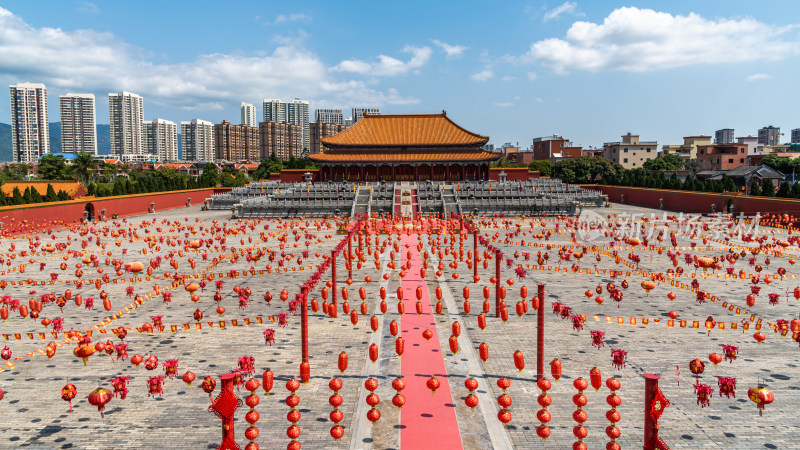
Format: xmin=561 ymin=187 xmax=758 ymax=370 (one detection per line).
xmin=1 ymin=0 xmax=799 ymax=149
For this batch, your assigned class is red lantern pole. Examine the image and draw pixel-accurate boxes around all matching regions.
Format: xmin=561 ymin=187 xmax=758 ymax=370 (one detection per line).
xmin=495 ymin=250 xmax=501 ymax=318
xmin=209 ymin=373 xmax=241 ymax=450
xmin=537 ymin=283 xmax=545 ymax=381
xmin=331 ymin=250 xmax=338 ymax=314
xmin=348 ymin=233 xmax=353 ymax=280
xmin=301 ymin=287 xmax=308 ymax=364
xmin=643 ymin=373 xmax=660 ymax=448
xmin=473 ymin=231 xmax=478 ymax=279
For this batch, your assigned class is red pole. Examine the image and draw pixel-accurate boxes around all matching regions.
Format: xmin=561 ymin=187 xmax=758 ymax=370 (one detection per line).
xmin=537 ymin=283 xmax=545 ymax=381
xmin=643 ymin=373 xmax=660 ymax=449
xmin=212 ymin=373 xmax=241 ymax=449
xmin=301 ymin=288 xmax=308 ymax=363
xmin=495 ymin=250 xmax=501 ymax=317
xmin=347 ymin=233 xmax=353 ymax=280
xmin=473 ymin=231 xmax=478 ymax=279
xmin=331 ymin=250 xmax=338 ymax=317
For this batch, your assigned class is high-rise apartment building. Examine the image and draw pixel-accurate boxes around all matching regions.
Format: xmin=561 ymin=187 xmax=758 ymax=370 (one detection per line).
xmin=714 ymin=128 xmax=734 ymax=145
xmin=259 ymin=121 xmax=303 ymax=160
xmin=108 ymin=91 xmax=144 ymax=156
xmin=603 ymin=132 xmax=657 ymax=169
xmin=352 ymin=108 xmax=380 ymax=123
xmin=758 ymin=126 xmax=780 ymax=146
xmin=59 ymin=93 xmax=97 ymax=155
xmin=9 ymin=82 xmax=49 ymax=163
xmin=262 ymin=99 xmax=286 ymax=123
xmin=309 ymin=121 xmax=346 ymax=155
xmin=180 ymin=119 xmax=215 ymax=162
xmin=791 ymin=128 xmax=800 ymax=144
xmin=241 ymin=102 xmax=257 ymax=128
xmin=144 ymin=118 xmax=178 ymax=162
xmin=315 ymin=109 xmax=344 ymax=125
xmin=214 ymin=120 xmax=260 ymax=161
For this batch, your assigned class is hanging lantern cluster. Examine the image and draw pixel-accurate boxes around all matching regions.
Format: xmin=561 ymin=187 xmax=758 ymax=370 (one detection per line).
xmin=329 ymin=377 xmax=344 ymax=441
xmin=392 ymin=377 xmax=406 ymax=409
xmin=244 ymin=378 xmax=260 ymax=450
xmin=147 ymin=376 xmax=165 ymax=398
xmin=536 ymin=377 xmax=552 ymax=442
xmin=365 ymin=377 xmax=380 ymax=423
xmin=110 ymin=376 xmax=130 ymax=400
xmin=591 ymin=330 xmax=605 ymax=349
xmin=464 ymin=377 xmax=479 ymax=413
xmin=572 ymin=377 xmax=589 ymax=449
xmin=286 ymin=379 xmax=301 ymax=450
xmin=605 ymin=377 xmax=622 ymax=450
xmin=696 ymin=383 xmax=713 ymax=408
xmin=497 ymin=378 xmax=512 ymax=426
xmin=61 ymin=382 xmax=77 ymax=412
xmin=718 ymin=376 xmax=736 ymax=399
xmin=201 ymin=376 xmax=216 ymax=400
xmin=611 ymin=349 xmax=627 ymax=370
xmin=722 ymin=345 xmax=739 ymax=363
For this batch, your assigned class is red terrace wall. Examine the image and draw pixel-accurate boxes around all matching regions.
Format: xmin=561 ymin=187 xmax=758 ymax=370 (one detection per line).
xmin=0 ymin=188 xmax=227 ymax=234
xmin=279 ymin=169 xmax=321 ymax=183
xmin=583 ymin=185 xmax=800 ymax=216
xmin=489 ymin=167 xmax=541 ymax=181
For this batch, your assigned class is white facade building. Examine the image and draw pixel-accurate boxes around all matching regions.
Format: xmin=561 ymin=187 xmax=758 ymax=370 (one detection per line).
xmin=108 ymin=91 xmax=144 ymax=156
xmin=180 ymin=119 xmax=215 ymax=162
xmin=144 ymin=118 xmax=178 ymax=162
xmin=352 ymin=107 xmax=381 ymax=123
xmin=262 ymin=99 xmax=286 ymax=123
xmin=59 ymin=93 xmax=97 ymax=155
xmin=9 ymin=82 xmax=49 ymax=163
xmin=240 ymin=102 xmax=257 ymax=128
xmin=315 ymin=108 xmax=344 ymax=125
xmin=262 ymin=98 xmax=310 ymax=151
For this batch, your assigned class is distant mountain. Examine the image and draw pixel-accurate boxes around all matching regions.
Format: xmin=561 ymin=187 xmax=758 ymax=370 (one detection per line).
xmin=0 ymin=122 xmax=111 ymax=161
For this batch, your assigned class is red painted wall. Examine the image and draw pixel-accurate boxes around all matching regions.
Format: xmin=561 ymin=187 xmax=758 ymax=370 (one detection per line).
xmin=0 ymin=188 xmax=225 ymax=235
xmin=279 ymin=169 xmax=320 ymax=183
xmin=489 ymin=167 xmax=541 ymax=181
xmin=584 ymin=185 xmax=800 ymax=215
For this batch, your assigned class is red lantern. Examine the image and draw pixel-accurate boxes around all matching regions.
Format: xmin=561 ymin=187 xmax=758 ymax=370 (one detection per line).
xmin=748 ymin=385 xmax=774 ymax=416
xmin=513 ymin=350 xmax=525 ymax=372
xmin=479 ymin=342 xmax=489 ymax=362
xmin=427 ymin=376 xmax=441 ymax=394
xmin=61 ymin=383 xmax=77 ymax=411
xmin=369 ymin=344 xmax=378 ymax=363
xmin=590 ymin=367 xmax=602 ymax=391
xmin=550 ymin=358 xmax=562 ymax=381
xmin=87 ymin=387 xmax=112 ymax=418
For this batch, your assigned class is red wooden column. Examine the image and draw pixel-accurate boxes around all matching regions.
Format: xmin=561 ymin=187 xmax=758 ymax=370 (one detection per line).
xmin=537 ymin=283 xmax=545 ymax=380
xmin=644 ymin=373 xmax=660 ymax=447
xmin=301 ymin=287 xmax=308 ymax=363
xmin=495 ymin=250 xmax=501 ymax=318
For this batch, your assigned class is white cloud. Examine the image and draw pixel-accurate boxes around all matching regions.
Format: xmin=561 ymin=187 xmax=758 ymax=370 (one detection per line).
xmin=525 ymin=7 xmax=800 ymax=73
xmin=527 ymin=72 xmax=538 ymax=81
xmin=273 ymin=13 xmax=310 ymax=24
xmin=535 ymin=97 xmax=544 ymax=103
xmin=432 ymin=39 xmax=468 ymax=57
xmin=470 ymin=69 xmax=494 ymax=81
xmin=331 ymin=46 xmax=432 ymax=76
xmin=492 ymin=102 xmax=514 ymax=107
xmin=78 ymin=2 xmax=100 ymax=14
xmin=501 ymin=75 xmax=516 ymax=81
xmin=543 ymin=2 xmax=581 ymax=22
xmin=746 ymin=73 xmax=771 ymax=82
xmin=0 ymin=7 xmax=415 ymax=111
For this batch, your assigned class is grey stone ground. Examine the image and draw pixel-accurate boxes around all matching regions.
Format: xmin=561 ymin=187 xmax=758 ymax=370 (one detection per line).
xmin=0 ymin=203 xmax=798 ymax=449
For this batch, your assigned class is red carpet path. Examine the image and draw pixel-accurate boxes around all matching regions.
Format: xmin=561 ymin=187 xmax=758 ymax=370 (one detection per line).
xmin=399 ymin=234 xmax=463 ymax=450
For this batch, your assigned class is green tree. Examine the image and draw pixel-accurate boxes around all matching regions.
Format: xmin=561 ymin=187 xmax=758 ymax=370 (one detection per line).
xmin=761 ymin=178 xmax=775 ymax=196
xmin=792 ymin=182 xmax=800 ymax=199
xmin=45 ymin=184 xmax=58 ymax=202
xmin=57 ymin=190 xmax=70 ymax=201
xmin=721 ymin=175 xmax=737 ymax=192
xmin=749 ymin=181 xmax=761 ymax=196
xmin=553 ymin=157 xmax=623 ymax=183
xmin=777 ymin=181 xmax=791 ymax=198
xmin=112 ymin=179 xmax=125 ymax=196
xmin=643 ymin=154 xmax=684 ymax=171
xmin=73 ymin=152 xmax=95 ymax=183
xmin=11 ymin=187 xmax=24 ymax=205
xmin=29 ymin=186 xmax=42 ymax=203
xmin=22 ymin=186 xmax=32 ymax=203
xmin=528 ymin=160 xmax=553 ymax=177
xmin=198 ymin=163 xmax=220 ymax=187
xmin=37 ymin=154 xmax=73 ymax=180
xmin=253 ymin=159 xmax=283 ymax=180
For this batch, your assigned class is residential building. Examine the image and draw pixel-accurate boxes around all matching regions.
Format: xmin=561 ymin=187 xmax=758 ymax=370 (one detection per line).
xmin=309 ymin=121 xmax=346 ymax=155
xmin=214 ymin=120 xmax=259 ymax=162
xmin=696 ymin=143 xmax=748 ymax=171
xmin=603 ymin=133 xmax=657 ymax=169
xmin=108 ymin=91 xmax=144 ymax=156
xmin=715 ymin=128 xmax=734 ymax=145
xmin=506 ymin=150 xmax=535 ymax=165
xmin=736 ymin=136 xmax=760 ymax=155
xmin=240 ymin=102 xmax=257 ymax=128
xmin=262 ymin=99 xmax=286 ymax=123
xmin=143 ymin=118 xmax=178 ymax=162
xmin=262 ymin=98 xmax=310 ymax=151
xmin=758 ymin=125 xmax=780 ymax=145
xmin=344 ymin=116 xmax=354 ymax=127
xmin=661 ymin=135 xmax=712 ymax=159
xmin=180 ymin=119 xmax=214 ymax=162
xmin=792 ymin=128 xmax=800 ymax=144
xmin=9 ymin=82 xmax=49 ymax=163
xmin=315 ymin=109 xmax=344 ymax=125
xmin=59 ymin=93 xmax=97 ymax=155
xmin=259 ymin=121 xmax=303 ymax=160
xmin=532 ymin=135 xmax=582 ymax=162
xmin=352 ymin=108 xmax=380 ymax=123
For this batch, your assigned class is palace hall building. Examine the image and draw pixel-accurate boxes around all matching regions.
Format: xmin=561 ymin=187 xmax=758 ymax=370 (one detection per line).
xmin=308 ymin=112 xmax=501 ymax=182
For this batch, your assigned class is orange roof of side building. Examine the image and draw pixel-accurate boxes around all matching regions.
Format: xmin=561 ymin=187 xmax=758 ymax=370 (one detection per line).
xmin=1 ymin=180 xmax=88 ymax=199
xmin=321 ymin=112 xmax=489 ymax=148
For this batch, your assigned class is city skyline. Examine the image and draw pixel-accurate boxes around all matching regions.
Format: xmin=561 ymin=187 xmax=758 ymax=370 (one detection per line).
xmin=1 ymin=2 xmax=799 ymax=150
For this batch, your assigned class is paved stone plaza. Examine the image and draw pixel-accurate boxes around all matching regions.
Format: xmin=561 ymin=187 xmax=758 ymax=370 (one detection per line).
xmin=0 ymin=203 xmax=798 ymax=449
